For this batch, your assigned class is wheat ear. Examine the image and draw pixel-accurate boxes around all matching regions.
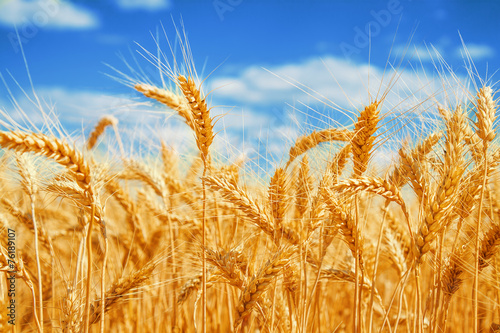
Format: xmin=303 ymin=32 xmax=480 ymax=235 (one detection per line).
xmin=332 ymin=176 xmax=408 ymax=214
xmin=295 ymin=155 xmax=314 ymax=219
xmin=474 ymin=86 xmax=497 ymax=143
xmin=234 ymin=248 xmax=291 ymax=330
xmin=135 ymin=83 xmax=195 ymax=130
xmin=352 ymin=101 xmax=380 ymax=177
xmin=178 ymin=75 xmax=214 ymax=161
xmin=204 ymin=248 xmax=248 ymax=289
xmin=86 ymin=115 xmax=118 ymax=150
xmin=89 ymin=257 xmax=159 ymax=324
xmin=415 ymin=106 xmax=466 ymax=262
xmin=321 ymin=186 xmax=364 ymax=270
xmin=389 ymin=131 xmax=442 ymax=190
xmin=269 ymin=167 xmax=288 ymax=231
xmin=327 ymin=144 xmax=352 ymax=181
xmin=479 ymin=223 xmax=500 ymax=270
xmin=203 ymin=175 xmax=299 ymax=245
xmin=203 ymin=175 xmax=274 ymax=238
xmin=441 ymin=246 xmax=468 ymax=331
xmin=0 ymin=131 xmax=91 ymax=189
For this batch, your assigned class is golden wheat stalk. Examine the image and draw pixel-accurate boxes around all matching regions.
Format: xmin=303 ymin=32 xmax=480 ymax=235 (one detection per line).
xmin=479 ymin=223 xmax=500 ymax=270
xmin=472 ymin=86 xmax=498 ymax=332
xmin=14 ymin=153 xmax=45 ymax=331
xmin=0 ymin=246 xmax=42 ymax=332
xmin=177 ymin=74 xmax=216 ymax=333
xmin=415 ymin=106 xmax=466 ymax=262
xmin=204 ymin=248 xmax=247 ymax=289
xmin=178 ymin=75 xmax=214 ymax=161
xmin=0 ymin=130 xmax=107 ymax=332
xmin=327 ymin=144 xmax=352 ymax=181
xmin=441 ymin=246 xmax=468 ymax=331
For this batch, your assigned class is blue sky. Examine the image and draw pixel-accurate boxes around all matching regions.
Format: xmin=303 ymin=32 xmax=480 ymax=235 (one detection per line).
xmin=0 ymin=0 xmax=499 ymax=170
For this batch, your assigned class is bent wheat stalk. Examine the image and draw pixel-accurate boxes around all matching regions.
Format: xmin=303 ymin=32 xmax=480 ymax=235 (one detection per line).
xmin=178 ymin=74 xmax=214 ymax=333
xmin=0 ymin=130 xmax=103 ymax=333
xmin=332 ymin=176 xmax=409 ymax=218
xmin=473 ymin=86 xmax=497 ymax=332
xmin=285 ymin=128 xmax=352 ymax=168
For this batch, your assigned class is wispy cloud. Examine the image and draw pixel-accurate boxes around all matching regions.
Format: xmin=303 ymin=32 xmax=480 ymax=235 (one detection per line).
xmin=395 ymin=40 xmax=495 ymax=64
xmin=3 ymin=87 xmax=139 ymax=130
xmin=455 ymin=43 xmax=495 ymax=60
xmin=115 ymin=0 xmax=171 ymax=11
xmin=0 ymin=0 xmax=98 ymax=29
xmin=393 ymin=44 xmax=443 ymax=62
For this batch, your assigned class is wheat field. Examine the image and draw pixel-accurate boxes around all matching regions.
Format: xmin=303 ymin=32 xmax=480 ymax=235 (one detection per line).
xmin=0 ymin=32 xmax=499 ymax=333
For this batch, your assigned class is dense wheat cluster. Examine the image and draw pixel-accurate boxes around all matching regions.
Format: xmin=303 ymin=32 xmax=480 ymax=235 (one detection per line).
xmin=1 ymin=39 xmax=500 ymax=333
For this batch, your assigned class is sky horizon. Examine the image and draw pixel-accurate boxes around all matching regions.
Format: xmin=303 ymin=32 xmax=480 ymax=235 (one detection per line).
xmin=0 ymin=0 xmax=499 ymax=172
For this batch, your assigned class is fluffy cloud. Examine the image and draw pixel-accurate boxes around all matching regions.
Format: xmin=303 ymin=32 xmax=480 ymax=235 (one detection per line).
xmin=0 ymin=0 xmax=98 ymax=29
xmin=209 ymin=54 xmax=457 ymax=119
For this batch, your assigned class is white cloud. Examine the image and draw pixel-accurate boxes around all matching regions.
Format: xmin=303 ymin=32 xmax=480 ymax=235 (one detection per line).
xmin=115 ymin=0 xmax=171 ymax=11
xmin=208 ymin=55 xmax=456 ymax=116
xmin=0 ymin=0 xmax=98 ymax=29
xmin=455 ymin=43 xmax=495 ymax=60
xmin=210 ymin=57 xmax=371 ymax=107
